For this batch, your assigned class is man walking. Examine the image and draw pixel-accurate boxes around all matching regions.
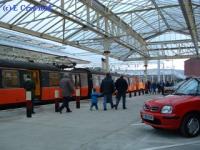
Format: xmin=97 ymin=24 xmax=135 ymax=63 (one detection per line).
xmin=115 ymin=76 xmax=128 ymax=110
xmin=59 ymin=73 xmax=75 ymax=113
xmin=100 ymin=73 xmax=115 ymax=111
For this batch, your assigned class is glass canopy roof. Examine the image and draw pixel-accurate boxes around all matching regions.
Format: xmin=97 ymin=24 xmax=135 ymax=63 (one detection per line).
xmin=0 ymin=0 xmax=199 ymax=61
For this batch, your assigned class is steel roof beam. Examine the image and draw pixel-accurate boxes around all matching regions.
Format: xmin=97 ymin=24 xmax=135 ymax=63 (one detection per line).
xmin=115 ymin=4 xmax=180 ymax=15
xmin=148 ymin=39 xmax=193 ymax=45
xmin=179 ymin=0 xmax=199 ymax=55
xmin=0 ymin=21 xmax=108 ymax=58
xmin=144 ymin=29 xmax=169 ymax=40
xmin=64 ymin=15 xmax=104 ymax=40
xmin=162 ymin=9 xmax=186 ymax=29
xmin=0 ymin=0 xmax=106 ymax=55
xmin=22 ymin=0 xmax=148 ymax=58
xmin=125 ymin=55 xmax=198 ymax=61
xmin=134 ymin=12 xmax=158 ymax=33
xmin=79 ymin=0 xmax=148 ymax=58
xmin=171 ymin=29 xmax=190 ymax=35
xmin=150 ymin=0 xmax=170 ymax=29
xmin=148 ymin=46 xmax=199 ymax=51
xmin=118 ymin=50 xmax=135 ymax=61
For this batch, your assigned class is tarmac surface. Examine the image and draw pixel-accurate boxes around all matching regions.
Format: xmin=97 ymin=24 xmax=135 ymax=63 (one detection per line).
xmin=0 ymin=94 xmax=200 ymax=150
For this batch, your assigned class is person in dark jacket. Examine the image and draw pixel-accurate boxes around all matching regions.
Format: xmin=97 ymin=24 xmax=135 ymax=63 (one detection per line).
xmin=159 ymin=80 xmax=165 ymax=95
xmin=59 ymin=73 xmax=75 ymax=113
xmin=115 ymin=76 xmax=128 ymax=109
xmin=23 ymin=75 xmax=35 ymax=113
xmin=100 ymin=73 xmax=115 ymax=111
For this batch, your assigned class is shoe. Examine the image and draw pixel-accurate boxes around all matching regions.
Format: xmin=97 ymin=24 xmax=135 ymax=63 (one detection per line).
xmin=59 ymin=110 xmax=62 ymax=114
xmin=123 ymin=107 xmax=127 ymax=109
xmin=32 ymin=112 xmax=35 ymax=114
xmin=104 ymin=108 xmax=107 ymax=111
xmin=66 ymin=109 xmax=72 ymax=113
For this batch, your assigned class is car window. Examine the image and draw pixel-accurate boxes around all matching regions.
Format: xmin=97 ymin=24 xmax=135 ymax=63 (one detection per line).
xmin=197 ymin=83 xmax=200 ymax=95
xmin=175 ymin=79 xmax=198 ymax=95
xmin=174 ymin=80 xmax=185 ymax=89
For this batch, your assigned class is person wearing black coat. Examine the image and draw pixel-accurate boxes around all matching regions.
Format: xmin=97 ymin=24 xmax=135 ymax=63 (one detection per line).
xmin=115 ymin=76 xmax=128 ymax=109
xmin=23 ymin=75 xmax=35 ymax=113
xmin=100 ymin=73 xmax=115 ymax=111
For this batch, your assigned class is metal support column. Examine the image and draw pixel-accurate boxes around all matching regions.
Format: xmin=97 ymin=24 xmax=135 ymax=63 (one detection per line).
xmin=163 ymin=63 xmax=165 ymax=82
xmin=144 ymin=59 xmax=148 ymax=82
xmin=103 ymin=50 xmax=110 ymax=73
xmin=144 ymin=59 xmax=148 ymax=94
xmin=103 ymin=38 xmax=110 ymax=73
xmin=157 ymin=59 xmax=161 ymax=83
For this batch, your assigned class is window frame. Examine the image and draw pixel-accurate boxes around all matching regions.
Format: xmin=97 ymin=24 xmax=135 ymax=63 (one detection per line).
xmin=48 ymin=71 xmax=60 ymax=87
xmin=2 ymin=69 xmax=20 ymax=88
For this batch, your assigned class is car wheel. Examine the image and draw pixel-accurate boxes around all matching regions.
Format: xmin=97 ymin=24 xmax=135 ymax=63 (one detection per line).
xmin=180 ymin=114 xmax=200 ymax=137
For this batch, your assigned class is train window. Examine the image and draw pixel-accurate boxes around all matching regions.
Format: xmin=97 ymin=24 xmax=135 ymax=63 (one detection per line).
xmin=100 ymin=75 xmax=105 ymax=81
xmin=80 ymin=73 xmax=88 ymax=87
xmin=97 ymin=76 xmax=101 ymax=86
xmin=71 ymin=74 xmax=80 ymax=88
xmin=49 ymin=72 xmax=60 ymax=86
xmin=0 ymin=69 xmax=2 ymax=88
xmin=92 ymin=75 xmax=98 ymax=86
xmin=2 ymin=70 xmax=20 ymax=88
xmin=41 ymin=71 xmax=49 ymax=87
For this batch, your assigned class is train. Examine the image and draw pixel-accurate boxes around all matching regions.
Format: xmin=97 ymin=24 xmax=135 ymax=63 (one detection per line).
xmin=0 ymin=59 xmax=145 ymax=109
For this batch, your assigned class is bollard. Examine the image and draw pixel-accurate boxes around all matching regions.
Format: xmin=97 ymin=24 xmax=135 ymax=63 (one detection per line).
xmin=134 ymin=91 xmax=136 ymax=96
xmin=76 ymin=97 xmax=80 ymax=109
xmin=54 ymin=90 xmax=60 ymax=112
xmin=26 ymin=91 xmax=32 ymax=118
xmin=129 ymin=92 xmax=132 ymax=98
xmin=76 ymin=88 xmax=80 ymax=109
xmin=26 ymin=101 xmax=32 ymax=118
xmin=55 ymin=99 xmax=60 ymax=112
xmin=139 ymin=90 xmax=141 ymax=96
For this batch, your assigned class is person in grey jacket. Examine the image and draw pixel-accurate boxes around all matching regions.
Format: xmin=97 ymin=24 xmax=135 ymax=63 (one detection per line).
xmin=59 ymin=73 xmax=75 ymax=113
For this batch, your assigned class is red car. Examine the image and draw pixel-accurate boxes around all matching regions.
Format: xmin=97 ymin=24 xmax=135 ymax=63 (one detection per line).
xmin=140 ymin=78 xmax=200 ymax=137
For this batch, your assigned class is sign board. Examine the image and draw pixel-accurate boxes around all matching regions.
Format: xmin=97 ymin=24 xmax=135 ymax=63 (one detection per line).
xmin=76 ymin=89 xmax=80 ymax=96
xmin=54 ymin=90 xmax=59 ymax=98
xmin=26 ymin=91 xmax=32 ymax=101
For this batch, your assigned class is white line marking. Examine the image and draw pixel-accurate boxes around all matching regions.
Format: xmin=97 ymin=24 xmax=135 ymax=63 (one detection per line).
xmin=130 ymin=123 xmax=144 ymax=126
xmin=141 ymin=140 xmax=200 ymax=150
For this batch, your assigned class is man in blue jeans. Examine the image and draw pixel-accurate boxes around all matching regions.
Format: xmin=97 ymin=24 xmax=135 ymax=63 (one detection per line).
xmin=100 ymin=73 xmax=115 ymax=111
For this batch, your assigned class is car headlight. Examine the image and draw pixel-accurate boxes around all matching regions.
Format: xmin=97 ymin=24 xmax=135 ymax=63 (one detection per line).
xmin=161 ymin=105 xmax=173 ymax=114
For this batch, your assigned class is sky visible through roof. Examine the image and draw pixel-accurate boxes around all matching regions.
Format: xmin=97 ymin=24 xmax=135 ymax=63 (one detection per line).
xmin=0 ymin=0 xmax=194 ymax=73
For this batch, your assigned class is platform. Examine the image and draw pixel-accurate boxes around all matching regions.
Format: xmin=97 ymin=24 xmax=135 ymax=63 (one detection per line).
xmin=0 ymin=94 xmax=200 ymax=150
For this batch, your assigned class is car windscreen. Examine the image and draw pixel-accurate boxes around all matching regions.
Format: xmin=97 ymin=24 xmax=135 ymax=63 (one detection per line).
xmin=174 ymin=79 xmax=200 ymax=95
xmin=174 ymin=80 xmax=186 ymax=89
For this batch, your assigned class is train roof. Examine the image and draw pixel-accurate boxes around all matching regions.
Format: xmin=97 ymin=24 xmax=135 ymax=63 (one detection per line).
xmin=0 ymin=59 xmax=60 ymax=71
xmin=71 ymin=68 xmax=134 ymax=77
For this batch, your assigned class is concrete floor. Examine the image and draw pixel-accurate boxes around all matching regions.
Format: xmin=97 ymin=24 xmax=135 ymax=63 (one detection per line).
xmin=0 ymin=94 xmax=200 ymax=150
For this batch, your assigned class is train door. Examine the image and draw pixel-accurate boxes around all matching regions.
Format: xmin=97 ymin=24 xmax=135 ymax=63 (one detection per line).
xmin=72 ymin=73 xmax=81 ymax=93
xmin=30 ymin=70 xmax=41 ymax=99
